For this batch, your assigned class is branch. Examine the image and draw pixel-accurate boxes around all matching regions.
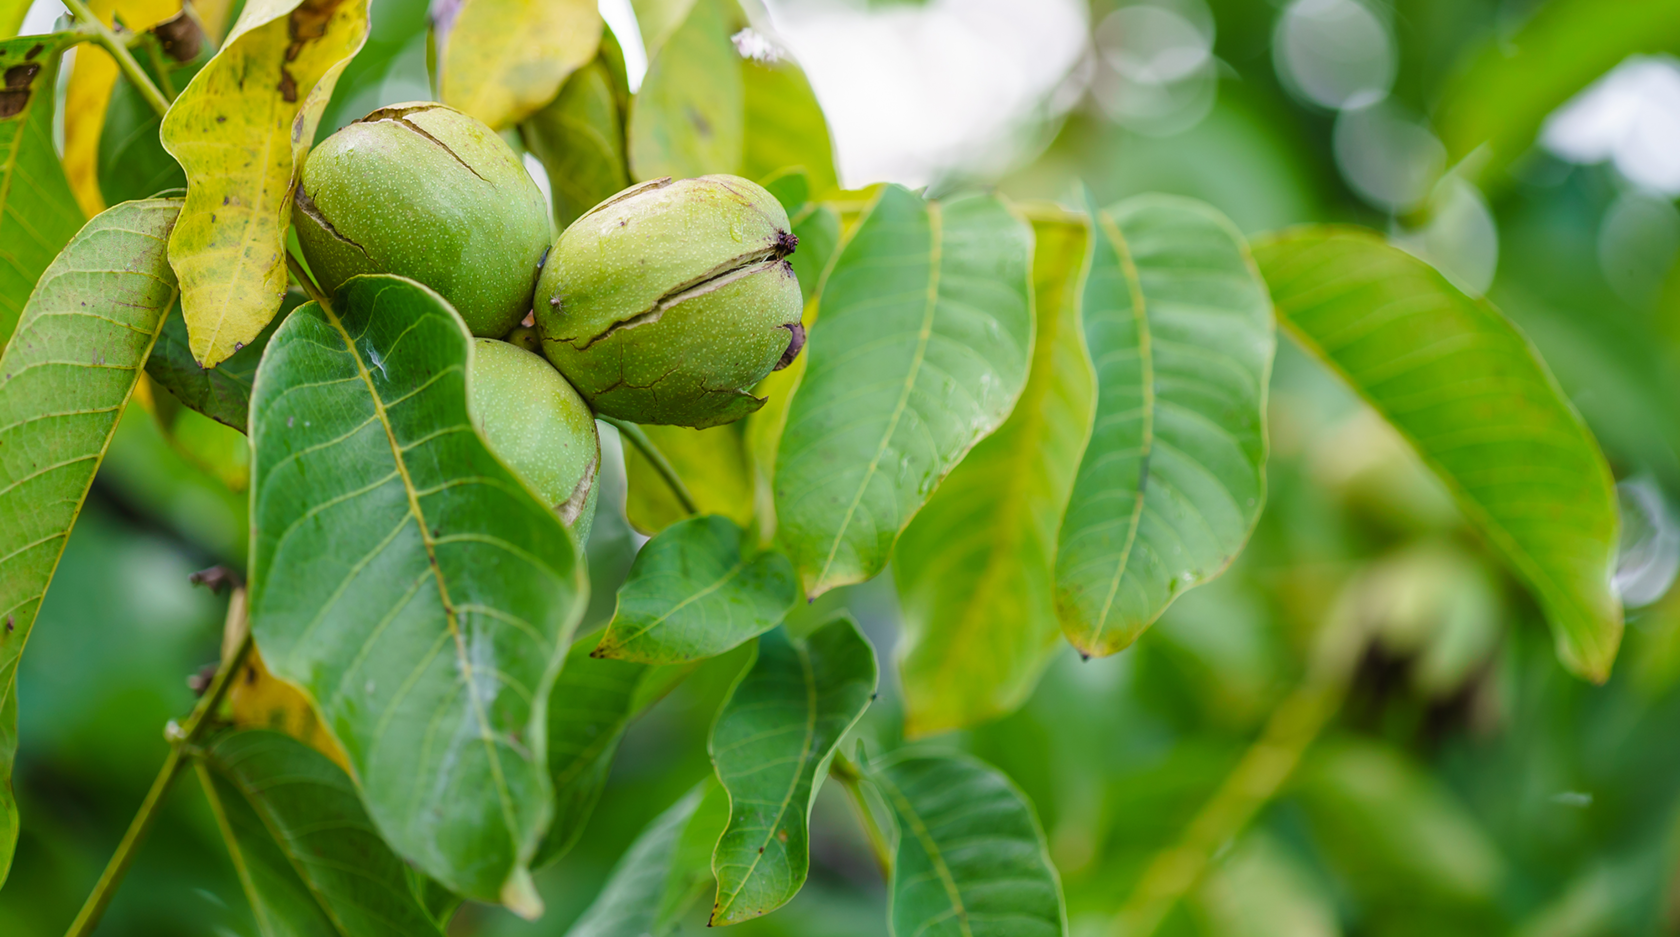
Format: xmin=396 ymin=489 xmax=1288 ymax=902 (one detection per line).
xmin=599 ymin=415 xmax=700 ymax=516
xmin=65 ymin=589 xmax=254 ymax=937
xmin=1106 ymin=679 xmax=1342 ymax=937
xmin=58 ymin=0 xmax=170 ymax=118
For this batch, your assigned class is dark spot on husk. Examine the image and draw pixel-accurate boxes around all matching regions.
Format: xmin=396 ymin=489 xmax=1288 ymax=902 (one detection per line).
xmin=773 ymin=322 xmax=804 ymax=371
xmin=773 ymin=229 xmax=798 ymax=259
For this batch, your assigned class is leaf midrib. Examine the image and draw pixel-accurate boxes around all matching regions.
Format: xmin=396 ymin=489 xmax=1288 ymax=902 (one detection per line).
xmin=815 ymin=199 xmax=944 ymax=590
xmin=1087 ymin=206 xmax=1153 ymax=652
xmin=877 ymin=768 xmax=972 ymax=937
xmin=712 ymin=638 xmax=819 ymax=923
xmin=316 ymin=291 xmax=524 ymax=857
xmin=1265 ymin=232 xmax=1616 ymax=669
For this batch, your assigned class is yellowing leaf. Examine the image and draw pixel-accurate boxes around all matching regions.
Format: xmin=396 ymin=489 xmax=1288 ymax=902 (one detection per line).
xmin=61 ymin=0 xmax=182 ymax=218
xmin=624 ymin=424 xmax=753 ymax=535
xmin=440 ymin=0 xmax=599 ymax=130
xmin=161 ymin=0 xmax=369 ymax=368
xmin=0 ymin=0 xmax=28 ymax=39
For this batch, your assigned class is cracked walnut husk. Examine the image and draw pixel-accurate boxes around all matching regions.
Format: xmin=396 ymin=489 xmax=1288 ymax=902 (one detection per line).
xmin=293 ymin=102 xmax=550 ymax=338
xmin=534 ymin=175 xmax=804 ymax=428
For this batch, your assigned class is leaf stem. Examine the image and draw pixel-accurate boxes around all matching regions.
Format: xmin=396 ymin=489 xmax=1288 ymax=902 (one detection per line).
xmin=1107 ymin=679 xmax=1342 ymax=937
xmin=58 ymin=0 xmax=170 ymax=118
xmin=65 ymin=590 xmax=254 ymax=937
xmin=286 ymin=252 xmax=331 ymax=310
xmin=599 ymin=416 xmax=700 ymax=516
xmin=829 ymin=749 xmax=892 ymax=882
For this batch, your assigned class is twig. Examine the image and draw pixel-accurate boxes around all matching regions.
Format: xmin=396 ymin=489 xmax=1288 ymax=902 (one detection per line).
xmin=829 ymin=749 xmax=892 ymax=882
xmin=59 ymin=0 xmax=169 ymax=118
xmin=1107 ymin=679 xmax=1342 ymax=937
xmin=65 ymin=590 xmax=255 ymax=937
xmin=599 ymin=415 xmax=699 ymax=516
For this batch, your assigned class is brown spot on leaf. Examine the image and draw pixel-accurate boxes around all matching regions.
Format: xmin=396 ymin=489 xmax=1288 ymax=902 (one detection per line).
xmin=24 ymin=44 xmax=43 ymax=60
xmin=278 ymin=69 xmax=297 ymax=102
xmin=286 ymin=0 xmax=342 ymax=61
xmin=0 ymin=90 xmax=27 ymax=119
xmin=5 ymin=63 xmax=40 ymax=88
xmin=4 ymin=615 xmax=12 ymax=634
xmin=0 ymin=62 xmax=39 ymax=118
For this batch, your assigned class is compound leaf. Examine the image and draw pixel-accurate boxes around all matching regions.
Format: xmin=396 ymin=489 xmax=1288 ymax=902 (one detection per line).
xmin=776 ymin=185 xmax=1035 ymax=596
xmin=196 ymin=729 xmax=448 ymax=937
xmin=0 ymin=32 xmax=84 ymax=345
xmin=438 ymin=0 xmax=599 ymax=130
xmin=1054 ymin=194 xmax=1273 ymax=659
xmin=1253 ymin=227 xmax=1622 ymax=681
xmin=0 ymin=199 xmax=181 ymax=884
xmin=595 ymin=514 xmax=797 ymax=665
xmin=894 ymin=215 xmax=1094 ymax=736
xmin=161 ymin=0 xmax=369 ymax=367
xmin=248 ymin=274 xmax=587 ymax=911
xmin=871 ymin=753 xmax=1066 ymax=937
xmin=708 ymin=617 xmax=876 ymax=924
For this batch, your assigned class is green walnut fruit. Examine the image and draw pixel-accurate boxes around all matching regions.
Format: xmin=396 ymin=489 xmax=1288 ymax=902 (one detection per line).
xmin=535 ymin=175 xmax=804 ymax=428
xmin=295 ymin=103 xmax=550 ymax=338
xmin=469 ymin=339 xmax=600 ymax=543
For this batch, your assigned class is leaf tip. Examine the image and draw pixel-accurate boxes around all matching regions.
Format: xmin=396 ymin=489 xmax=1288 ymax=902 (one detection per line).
xmin=500 ymin=868 xmax=543 ymax=920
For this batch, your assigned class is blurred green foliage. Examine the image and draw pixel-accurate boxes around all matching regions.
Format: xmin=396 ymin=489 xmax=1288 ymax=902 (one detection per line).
xmin=10 ymin=0 xmax=1680 ymax=933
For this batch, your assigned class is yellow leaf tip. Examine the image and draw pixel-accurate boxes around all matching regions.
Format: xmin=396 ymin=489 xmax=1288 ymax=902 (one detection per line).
xmin=501 ymin=868 xmax=543 ymax=919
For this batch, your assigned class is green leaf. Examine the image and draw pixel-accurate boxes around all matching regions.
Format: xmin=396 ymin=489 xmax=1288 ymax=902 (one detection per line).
xmin=627 ymin=0 xmax=742 ymax=181
xmin=522 ymin=54 xmax=631 ymax=230
xmin=894 ymin=216 xmax=1095 ymax=736
xmin=1435 ymin=0 xmax=1680 ymax=189
xmin=1054 ymin=194 xmax=1273 ymax=658
xmin=626 ymin=0 xmax=834 ymax=189
xmin=741 ymin=53 xmax=836 ymax=195
xmin=595 ymin=514 xmax=798 ymax=664
xmin=534 ymin=627 xmax=693 ymax=867
xmin=0 ymin=198 xmax=180 ymax=884
xmin=145 ymin=292 xmax=297 ymax=432
xmin=871 ymin=752 xmax=1067 ymax=937
xmin=776 ymin=185 xmax=1035 ymax=596
xmin=566 ymin=779 xmax=731 ymax=937
xmin=708 ymin=616 xmax=877 ymax=924
xmin=247 ymin=274 xmax=588 ymax=911
xmin=195 ymin=730 xmax=449 ymax=937
xmin=1253 ymin=227 xmax=1622 ymax=681
xmin=0 ymin=32 xmax=85 ymax=345
xmin=623 ymin=423 xmax=753 ymax=536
